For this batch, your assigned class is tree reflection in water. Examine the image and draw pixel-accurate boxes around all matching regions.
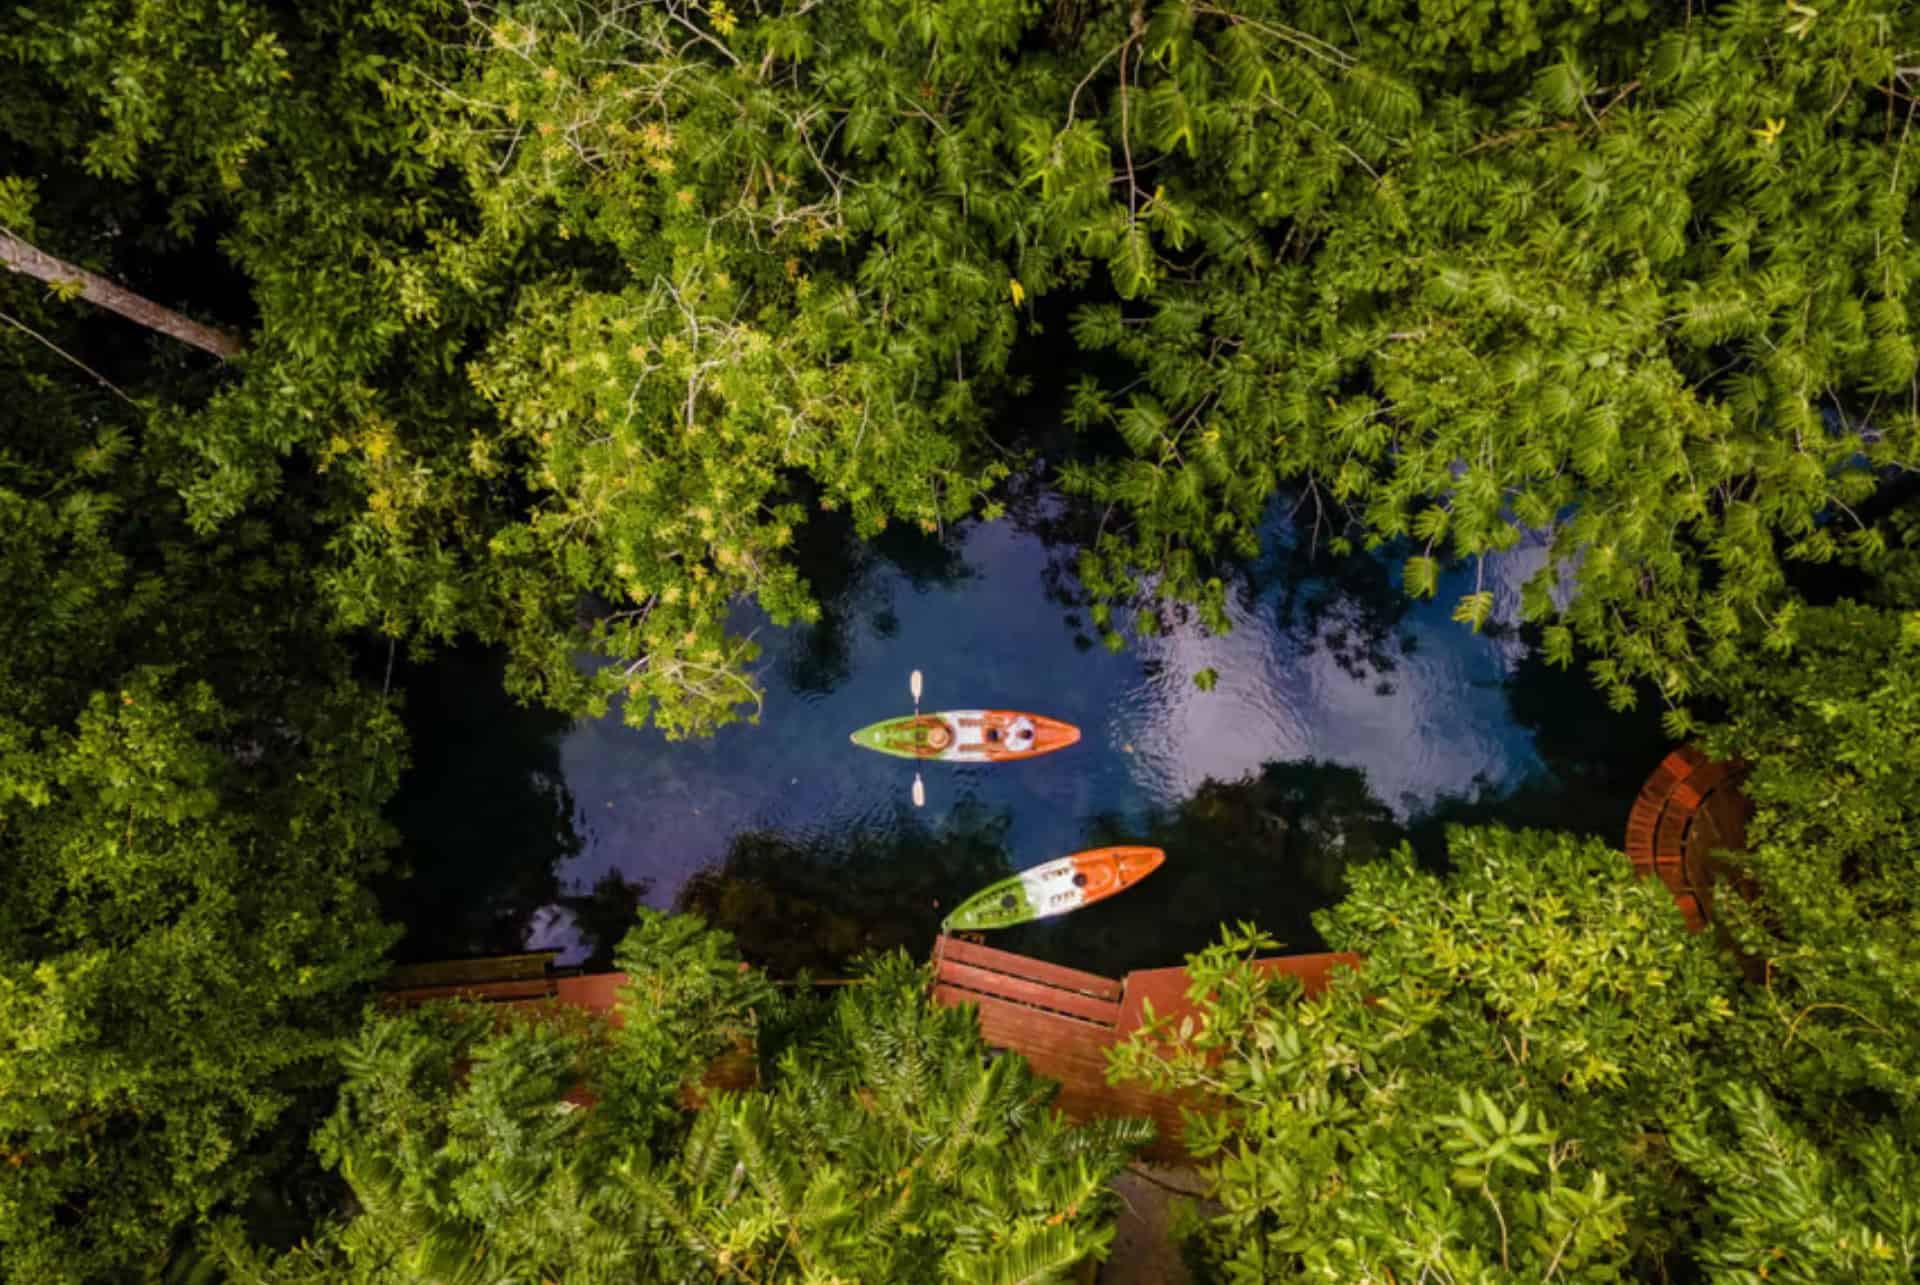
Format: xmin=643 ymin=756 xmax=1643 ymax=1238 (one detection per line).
xmin=376 ymin=648 xmax=586 ymax=963
xmin=685 ymin=658 xmax=1666 ymax=982
xmin=391 ymin=623 xmax=1664 ymax=977
xmin=997 ymin=759 xmax=1403 ymax=976
xmin=678 ymin=800 xmax=1013 ymax=976
xmin=781 ymin=493 xmax=974 ymax=698
xmin=682 ymin=761 xmax=1406 ymax=980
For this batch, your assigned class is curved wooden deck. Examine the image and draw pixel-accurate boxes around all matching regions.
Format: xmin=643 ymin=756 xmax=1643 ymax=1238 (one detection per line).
xmin=1623 ymin=745 xmax=1751 ymax=931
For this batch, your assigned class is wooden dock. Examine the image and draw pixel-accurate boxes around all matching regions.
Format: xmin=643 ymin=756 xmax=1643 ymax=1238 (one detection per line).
xmin=931 ymin=934 xmax=1361 ymax=1161
xmin=381 ymin=951 xmax=561 ymax=1004
xmin=375 ymin=746 xmax=1751 ymax=1168
xmin=381 ymin=940 xmax=1362 ymax=1160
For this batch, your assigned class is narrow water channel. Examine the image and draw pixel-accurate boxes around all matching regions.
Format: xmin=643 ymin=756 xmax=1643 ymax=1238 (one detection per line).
xmin=490 ymin=486 xmax=1668 ymax=977
xmin=381 ymin=481 xmax=1666 ymax=978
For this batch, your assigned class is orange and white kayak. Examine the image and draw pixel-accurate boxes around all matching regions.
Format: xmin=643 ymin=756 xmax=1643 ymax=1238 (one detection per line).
xmin=848 ymin=710 xmax=1081 ymax=762
xmin=943 ymin=846 xmax=1165 ymax=931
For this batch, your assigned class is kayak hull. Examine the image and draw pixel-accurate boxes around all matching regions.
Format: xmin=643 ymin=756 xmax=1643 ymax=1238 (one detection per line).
xmin=944 ymin=846 xmax=1165 ymax=932
xmin=849 ymin=710 xmax=1081 ymax=762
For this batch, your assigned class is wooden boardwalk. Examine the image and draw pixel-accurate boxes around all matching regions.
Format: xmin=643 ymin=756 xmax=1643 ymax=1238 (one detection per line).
xmin=376 ymin=746 xmax=1753 ymax=1169
xmin=382 ymin=941 xmax=1361 ymax=1160
xmin=381 ymin=951 xmax=560 ymax=1003
xmin=931 ymin=935 xmax=1360 ymax=1162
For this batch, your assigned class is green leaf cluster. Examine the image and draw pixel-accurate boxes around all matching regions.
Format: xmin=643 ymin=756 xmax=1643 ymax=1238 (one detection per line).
xmin=1049 ymin=0 xmax=1920 ymax=707
xmin=1698 ymin=599 xmax=1920 ymax=1130
xmin=1112 ymin=824 xmax=1920 ymax=1280
xmin=11 ymin=0 xmax=1919 ymax=722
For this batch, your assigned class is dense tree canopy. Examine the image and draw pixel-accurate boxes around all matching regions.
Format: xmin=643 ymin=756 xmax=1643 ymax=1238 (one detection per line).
xmin=1698 ymin=596 xmax=1920 ymax=1131
xmin=0 ymin=277 xmax=403 ymax=1278
xmin=212 ymin=912 xmax=1148 ymax=1284
xmin=3 ymin=0 xmax=1919 ymax=1276
xmin=1056 ymin=0 xmax=1920 ymax=712
xmin=9 ymin=0 xmax=1916 ymax=731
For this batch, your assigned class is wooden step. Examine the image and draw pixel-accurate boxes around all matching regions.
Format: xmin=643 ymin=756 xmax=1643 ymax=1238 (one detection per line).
xmin=935 ymin=935 xmax=1122 ymax=1001
xmin=383 ymin=951 xmax=559 ymax=989
xmin=379 ymin=977 xmax=558 ymax=1006
xmin=934 ymin=964 xmax=1122 ymax=1028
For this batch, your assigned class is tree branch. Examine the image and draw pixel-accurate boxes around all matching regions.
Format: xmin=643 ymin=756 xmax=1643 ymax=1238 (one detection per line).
xmin=0 ymin=307 xmax=140 ymax=406
xmin=0 ymin=230 xmax=243 ymax=360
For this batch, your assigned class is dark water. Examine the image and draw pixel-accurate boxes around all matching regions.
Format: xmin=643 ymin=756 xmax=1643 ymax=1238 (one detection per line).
xmin=393 ymin=488 xmax=1666 ymax=979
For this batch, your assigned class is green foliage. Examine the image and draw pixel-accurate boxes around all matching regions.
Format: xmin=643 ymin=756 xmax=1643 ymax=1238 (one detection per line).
xmin=222 ymin=916 xmax=1147 ymax=1283
xmin=1047 ymin=0 xmax=1920 ymax=707
xmin=1112 ymin=827 xmax=1744 ymax=1280
xmin=0 ymin=296 xmax=403 ymax=1280
xmin=13 ymin=0 xmax=1919 ymax=723
xmin=9 ymin=0 xmax=1044 ymax=736
xmin=12 ymin=0 xmax=1920 ymax=726
xmin=1113 ymin=818 xmax=1920 ymax=1280
xmin=601 ymin=907 xmax=777 ymax=1139
xmin=1672 ymin=1084 xmax=1920 ymax=1282
xmin=1698 ymin=601 xmax=1920 ymax=1127
xmin=7 ymin=4 xmax=1920 ymax=1271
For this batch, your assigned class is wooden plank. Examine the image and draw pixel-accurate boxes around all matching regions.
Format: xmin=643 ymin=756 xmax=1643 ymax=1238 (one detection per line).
xmin=383 ymin=951 xmax=559 ymax=989
xmin=948 ymin=990 xmax=1112 ymax=1058
xmin=938 ymin=986 xmax=1212 ymax=1163
xmin=934 ymin=960 xmax=1122 ymax=1027
xmin=935 ymin=985 xmax=1115 ymax=1037
xmin=937 ymin=978 xmax=1117 ymax=1030
xmin=937 ymin=937 xmax=1122 ymax=998
xmin=1116 ymin=952 xmax=1361 ymax=1035
xmin=379 ymin=978 xmax=557 ymax=1006
xmin=935 ymin=936 xmax=1122 ymax=1000
xmin=1654 ymin=800 xmax=1690 ymax=863
xmin=553 ymin=972 xmax=625 ymax=1014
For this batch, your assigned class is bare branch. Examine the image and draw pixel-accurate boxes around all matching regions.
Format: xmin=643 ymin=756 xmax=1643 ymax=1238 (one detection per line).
xmin=0 ymin=307 xmax=140 ymax=406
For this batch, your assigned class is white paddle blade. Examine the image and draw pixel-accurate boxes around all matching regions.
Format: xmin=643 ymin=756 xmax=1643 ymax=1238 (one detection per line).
xmin=909 ymin=669 xmax=923 ymax=703
xmin=912 ymin=774 xmax=926 ymax=808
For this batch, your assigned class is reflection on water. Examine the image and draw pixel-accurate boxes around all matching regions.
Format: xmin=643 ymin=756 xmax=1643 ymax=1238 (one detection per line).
xmin=677 ymin=799 xmax=1014 ymax=976
xmin=528 ymin=488 xmax=1664 ymax=974
xmin=376 ymin=649 xmax=586 ymax=963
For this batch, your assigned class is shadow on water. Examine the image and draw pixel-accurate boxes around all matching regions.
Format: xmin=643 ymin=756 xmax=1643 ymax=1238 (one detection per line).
xmin=376 ymin=647 xmax=595 ymax=964
xmin=996 ymin=759 xmax=1405 ymax=976
xmin=780 ymin=491 xmax=975 ymax=699
xmin=682 ymin=758 xmax=1403 ymax=980
xmin=1000 ymin=470 xmax=1423 ymax=688
xmin=1404 ymin=627 xmax=1672 ymax=858
xmin=386 ymin=468 xmax=1674 ymax=976
xmin=382 ymin=580 xmax=1667 ymax=978
xmin=1246 ymin=499 xmax=1420 ymax=692
xmin=676 ymin=799 xmax=1014 ymax=976
xmin=557 ymin=867 xmax=654 ymax=970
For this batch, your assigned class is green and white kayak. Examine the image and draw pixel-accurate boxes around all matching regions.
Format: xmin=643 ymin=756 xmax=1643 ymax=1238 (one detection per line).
xmin=849 ymin=710 xmax=1081 ymax=763
xmin=943 ymin=846 xmax=1166 ymax=932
